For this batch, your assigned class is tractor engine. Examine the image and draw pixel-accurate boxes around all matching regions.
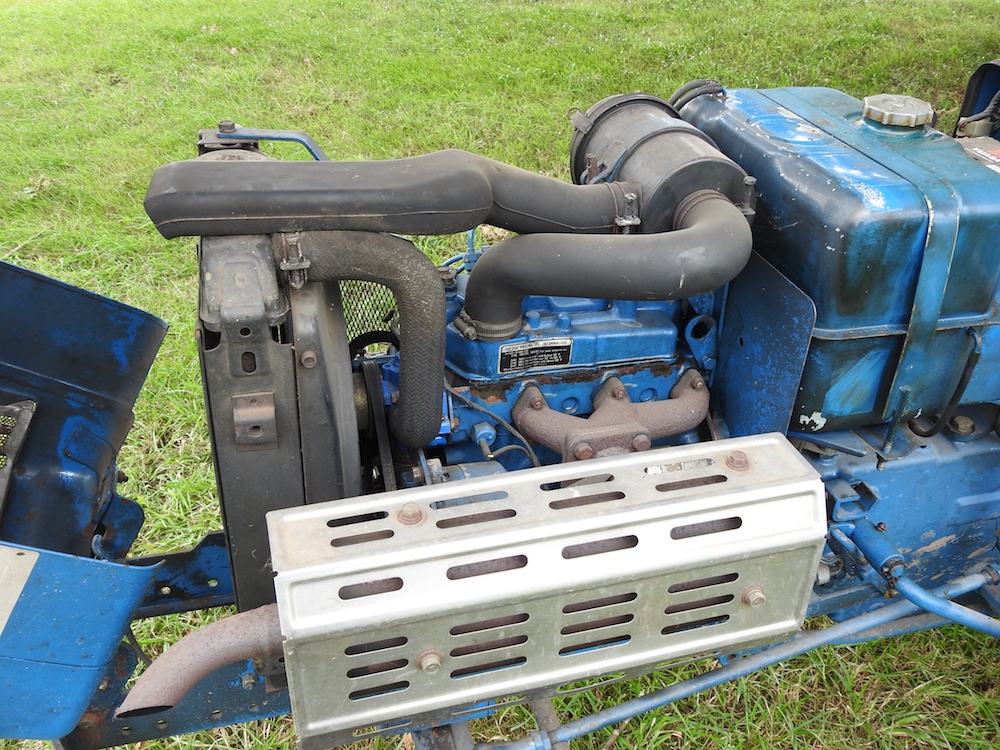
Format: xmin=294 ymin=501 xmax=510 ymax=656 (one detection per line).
xmin=2 ymin=65 xmax=1000 ymax=750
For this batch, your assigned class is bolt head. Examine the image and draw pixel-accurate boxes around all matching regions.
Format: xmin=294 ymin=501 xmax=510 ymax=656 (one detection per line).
xmin=418 ymin=649 xmax=443 ymax=674
xmin=741 ymin=585 xmax=766 ymax=608
xmin=530 ymin=396 xmax=545 ymax=410
xmin=573 ymin=443 xmax=595 ymax=461
xmin=726 ymin=450 xmax=750 ymax=471
xmin=300 ymin=350 xmax=318 ymax=368
xmin=948 ymin=414 xmax=975 ymax=436
xmin=632 ymin=434 xmax=651 ymax=452
xmin=398 ymin=502 xmax=424 ymax=525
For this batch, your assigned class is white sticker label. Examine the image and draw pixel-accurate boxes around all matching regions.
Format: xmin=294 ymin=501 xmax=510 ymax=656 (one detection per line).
xmin=498 ymin=337 xmax=574 ymax=374
xmin=0 ymin=544 xmax=39 ymax=635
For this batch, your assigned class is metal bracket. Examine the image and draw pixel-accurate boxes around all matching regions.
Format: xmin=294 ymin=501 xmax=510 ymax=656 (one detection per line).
xmin=214 ymin=124 xmax=330 ymax=161
xmin=232 ymin=392 xmax=278 ymax=451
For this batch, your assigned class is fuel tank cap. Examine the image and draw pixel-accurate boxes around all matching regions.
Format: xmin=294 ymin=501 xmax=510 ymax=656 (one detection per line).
xmin=862 ymin=94 xmax=935 ymax=127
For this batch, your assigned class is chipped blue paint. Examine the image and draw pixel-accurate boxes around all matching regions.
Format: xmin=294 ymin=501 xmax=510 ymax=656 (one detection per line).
xmin=0 ymin=543 xmax=158 ymax=739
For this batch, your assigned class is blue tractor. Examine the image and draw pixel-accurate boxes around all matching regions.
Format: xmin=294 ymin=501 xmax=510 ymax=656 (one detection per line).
xmin=2 ymin=61 xmax=1000 ymax=750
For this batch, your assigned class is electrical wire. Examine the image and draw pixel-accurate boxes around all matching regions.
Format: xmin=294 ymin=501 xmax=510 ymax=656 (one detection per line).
xmin=667 ymin=79 xmax=719 ymax=106
xmin=443 ymin=382 xmax=541 ymax=467
xmin=668 ymin=79 xmax=725 ymax=110
xmin=489 ymin=443 xmax=535 ymax=461
xmin=908 ymin=328 xmax=982 ymax=438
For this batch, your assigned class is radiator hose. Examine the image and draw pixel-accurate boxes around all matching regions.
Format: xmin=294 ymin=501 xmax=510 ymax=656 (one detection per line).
xmin=287 ymin=231 xmax=446 ymax=449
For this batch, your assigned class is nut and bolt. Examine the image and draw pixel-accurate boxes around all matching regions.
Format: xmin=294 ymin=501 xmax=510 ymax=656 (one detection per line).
xmin=530 ymin=396 xmax=545 ymax=410
xmin=218 ymin=119 xmax=237 ymax=133
xmin=613 ymin=387 xmax=627 ymax=400
xmin=982 ymin=564 xmax=1000 ymax=585
xmin=741 ymin=585 xmax=766 ymax=608
xmin=573 ymin=442 xmax=595 ymax=461
xmin=691 ymin=378 xmax=705 ymax=390
xmin=726 ymin=450 xmax=749 ymax=471
xmin=418 ymin=649 xmax=443 ymax=674
xmin=241 ymin=672 xmax=257 ymax=690
xmin=631 ymin=434 xmax=651 ymax=452
xmin=300 ymin=350 xmax=318 ymax=368
xmin=948 ymin=414 xmax=975 ymax=436
xmin=398 ymin=502 xmax=424 ymax=525
xmin=77 ymin=712 xmax=101 ymax=732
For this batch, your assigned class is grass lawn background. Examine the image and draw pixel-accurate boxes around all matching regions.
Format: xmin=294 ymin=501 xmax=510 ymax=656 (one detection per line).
xmin=2 ymin=0 xmax=1000 ymax=747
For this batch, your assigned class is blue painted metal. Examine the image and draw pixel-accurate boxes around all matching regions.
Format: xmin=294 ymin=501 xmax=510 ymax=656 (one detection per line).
xmin=803 ymin=414 xmax=1000 ymax=621
xmin=0 ymin=543 xmax=158 ymax=739
xmin=684 ymin=87 xmax=1000 ymax=433
xmin=849 ymin=520 xmax=1000 ymax=638
xmin=446 ymin=297 xmax=681 ymax=382
xmin=439 ymin=264 xmax=708 ymax=466
xmin=216 ymin=127 xmax=330 ymax=161
xmin=0 ymin=261 xmax=166 ymax=559
xmin=714 ymin=252 xmax=815 ymax=436
xmin=475 ymin=572 xmax=995 ymax=750
xmin=132 ymin=531 xmax=235 ymax=618
xmin=59 ymin=647 xmax=290 ymax=750
xmin=893 ymin=576 xmax=1000 ymax=638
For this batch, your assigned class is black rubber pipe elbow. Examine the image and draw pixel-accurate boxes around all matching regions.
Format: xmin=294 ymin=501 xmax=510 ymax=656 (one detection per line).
xmin=291 ymin=231 xmax=446 ymax=449
xmin=461 ymin=193 xmax=752 ymax=337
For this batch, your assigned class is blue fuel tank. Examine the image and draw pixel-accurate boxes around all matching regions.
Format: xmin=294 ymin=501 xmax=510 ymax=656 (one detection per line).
xmin=684 ymin=87 xmax=1000 ymax=432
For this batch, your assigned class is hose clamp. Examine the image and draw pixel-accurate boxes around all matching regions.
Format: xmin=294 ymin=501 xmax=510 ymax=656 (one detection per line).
xmin=277 ymin=232 xmax=311 ymax=289
xmin=457 ymin=308 xmax=523 ymax=342
xmin=610 ymin=183 xmax=641 ymax=234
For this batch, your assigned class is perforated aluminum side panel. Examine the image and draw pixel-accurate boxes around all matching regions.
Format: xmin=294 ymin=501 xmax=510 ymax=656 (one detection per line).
xmin=268 ymin=434 xmax=825 ymax=749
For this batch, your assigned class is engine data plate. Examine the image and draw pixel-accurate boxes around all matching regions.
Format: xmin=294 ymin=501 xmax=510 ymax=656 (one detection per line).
xmin=268 ymin=433 xmax=825 ymax=750
xmin=497 ymin=338 xmax=573 ymax=374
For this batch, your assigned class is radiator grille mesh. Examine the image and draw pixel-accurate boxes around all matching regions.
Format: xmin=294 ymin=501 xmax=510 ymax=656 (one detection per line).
xmin=339 ymin=280 xmax=396 ymax=355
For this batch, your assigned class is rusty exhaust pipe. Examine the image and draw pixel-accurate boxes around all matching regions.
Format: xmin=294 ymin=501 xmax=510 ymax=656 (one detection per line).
xmin=116 ymin=604 xmax=282 ymax=718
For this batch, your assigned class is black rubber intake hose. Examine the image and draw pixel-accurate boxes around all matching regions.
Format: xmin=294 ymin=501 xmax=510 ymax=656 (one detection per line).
xmin=462 ymin=192 xmax=752 ymax=335
xmin=145 ymin=149 xmax=634 ymax=239
xmin=291 ymin=231 xmax=446 ymax=448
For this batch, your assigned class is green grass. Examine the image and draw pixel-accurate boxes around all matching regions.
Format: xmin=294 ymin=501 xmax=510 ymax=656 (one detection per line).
xmin=2 ymin=0 xmax=1000 ymax=748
